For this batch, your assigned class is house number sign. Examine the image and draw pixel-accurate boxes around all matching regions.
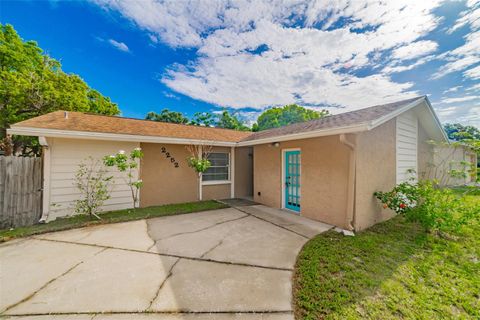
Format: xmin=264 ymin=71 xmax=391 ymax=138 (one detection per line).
xmin=161 ymin=147 xmax=179 ymax=168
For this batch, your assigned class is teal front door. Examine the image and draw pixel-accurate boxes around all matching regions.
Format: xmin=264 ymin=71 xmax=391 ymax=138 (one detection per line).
xmin=285 ymin=150 xmax=301 ymax=212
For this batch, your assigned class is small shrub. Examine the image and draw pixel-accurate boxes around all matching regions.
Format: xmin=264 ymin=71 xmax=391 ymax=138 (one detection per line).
xmin=103 ymin=148 xmax=143 ymax=208
xmin=374 ymin=180 xmax=479 ymax=233
xmin=74 ymin=157 xmax=113 ymax=219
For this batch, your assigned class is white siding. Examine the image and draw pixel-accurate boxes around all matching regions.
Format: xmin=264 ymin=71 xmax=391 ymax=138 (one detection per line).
xmin=396 ymin=110 xmax=418 ymax=183
xmin=46 ymin=138 xmax=140 ymax=221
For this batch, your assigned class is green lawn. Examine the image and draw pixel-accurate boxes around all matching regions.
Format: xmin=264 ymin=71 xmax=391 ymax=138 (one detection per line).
xmin=294 ymin=190 xmax=480 ymax=320
xmin=0 ymin=200 xmax=228 ymax=242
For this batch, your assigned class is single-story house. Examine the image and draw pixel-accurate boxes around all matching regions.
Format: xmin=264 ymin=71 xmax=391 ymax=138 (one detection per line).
xmin=8 ymin=96 xmax=476 ymax=231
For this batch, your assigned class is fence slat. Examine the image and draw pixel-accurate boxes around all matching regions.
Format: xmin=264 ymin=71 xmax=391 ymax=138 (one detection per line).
xmin=0 ymin=156 xmax=42 ymax=229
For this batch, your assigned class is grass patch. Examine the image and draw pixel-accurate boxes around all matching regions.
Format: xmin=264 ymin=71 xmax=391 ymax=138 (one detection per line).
xmin=0 ymin=200 xmax=228 ymax=242
xmin=294 ymin=193 xmax=480 ymax=319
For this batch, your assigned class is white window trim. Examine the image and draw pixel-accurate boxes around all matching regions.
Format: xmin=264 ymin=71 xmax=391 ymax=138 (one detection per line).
xmin=202 ymin=152 xmax=231 ymax=183
xmin=202 ymin=180 xmax=232 ymax=185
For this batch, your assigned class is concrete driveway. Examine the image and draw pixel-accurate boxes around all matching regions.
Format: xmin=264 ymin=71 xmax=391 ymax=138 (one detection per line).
xmin=0 ymin=204 xmax=332 ymax=319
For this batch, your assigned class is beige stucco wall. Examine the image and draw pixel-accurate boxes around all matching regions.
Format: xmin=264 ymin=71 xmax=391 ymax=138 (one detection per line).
xmin=354 ymin=119 xmax=397 ymax=231
xmin=234 ymin=147 xmax=253 ymax=198
xmin=140 ymin=144 xmax=238 ymax=206
xmin=253 ymin=135 xmax=351 ymax=228
xmin=46 ymin=138 xmax=139 ymax=221
xmin=140 ymin=143 xmax=198 ymax=207
xmin=203 ymin=184 xmax=231 ymax=200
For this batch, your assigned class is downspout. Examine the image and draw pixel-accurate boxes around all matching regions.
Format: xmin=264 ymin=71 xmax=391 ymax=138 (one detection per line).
xmin=339 ymin=134 xmax=357 ymax=231
xmin=38 ymin=137 xmax=50 ymax=223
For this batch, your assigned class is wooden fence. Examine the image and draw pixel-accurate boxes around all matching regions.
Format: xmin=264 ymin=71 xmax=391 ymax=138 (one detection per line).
xmin=0 ymin=156 xmax=43 ymax=229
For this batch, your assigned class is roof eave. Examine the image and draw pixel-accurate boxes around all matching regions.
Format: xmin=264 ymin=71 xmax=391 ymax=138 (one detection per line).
xmin=367 ymin=96 xmax=448 ymax=142
xmin=237 ymin=123 xmax=370 ymax=146
xmin=7 ymin=126 xmax=238 ymax=147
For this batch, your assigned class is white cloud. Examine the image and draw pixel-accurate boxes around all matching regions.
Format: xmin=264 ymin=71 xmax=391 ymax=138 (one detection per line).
xmin=448 ymin=1 xmax=480 ymax=34
xmin=93 ymin=0 xmax=444 ymax=110
xmin=440 ymin=95 xmax=480 ymax=104
xmin=463 ymin=64 xmax=480 ymax=80
xmin=432 ymin=30 xmax=480 ymax=79
xmin=466 ymin=83 xmax=480 ymax=91
xmin=435 ymin=104 xmax=480 ymax=127
xmin=443 ymin=86 xmax=463 ymax=94
xmin=391 ymin=40 xmax=438 ymax=60
xmin=107 ymin=39 xmax=130 ymax=52
xmin=382 ymin=55 xmax=434 ymax=74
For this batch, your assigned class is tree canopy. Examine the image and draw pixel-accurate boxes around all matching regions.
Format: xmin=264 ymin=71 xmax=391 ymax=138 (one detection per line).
xmin=255 ymin=104 xmax=329 ymax=131
xmin=444 ymin=123 xmax=480 ymax=141
xmin=189 ymin=111 xmax=216 ymax=127
xmin=145 ymin=109 xmax=189 ymax=124
xmin=216 ymin=109 xmax=250 ymax=131
xmin=0 ymin=24 xmax=120 ymax=155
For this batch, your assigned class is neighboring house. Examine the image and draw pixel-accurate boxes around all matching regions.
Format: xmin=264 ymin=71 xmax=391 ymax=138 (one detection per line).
xmin=9 ymin=96 xmax=469 ymax=231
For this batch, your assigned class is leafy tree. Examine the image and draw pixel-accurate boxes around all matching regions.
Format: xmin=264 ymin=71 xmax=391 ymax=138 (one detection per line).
xmin=145 ymin=109 xmax=189 ymax=124
xmin=444 ymin=123 xmax=480 ymax=141
xmin=0 ymin=24 xmax=120 ymax=155
xmin=216 ymin=109 xmax=250 ymax=131
xmin=190 ymin=111 xmax=215 ymax=127
xmin=255 ymin=104 xmax=329 ymax=131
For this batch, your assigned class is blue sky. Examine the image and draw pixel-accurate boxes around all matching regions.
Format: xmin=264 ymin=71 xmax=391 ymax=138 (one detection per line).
xmin=2 ymin=0 xmax=479 ymax=126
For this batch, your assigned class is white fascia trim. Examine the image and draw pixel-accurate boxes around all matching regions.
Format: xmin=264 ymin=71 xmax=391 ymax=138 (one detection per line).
xmin=368 ymin=97 xmax=425 ymax=130
xmin=7 ymin=127 xmax=237 ymax=147
xmin=237 ymin=123 xmax=369 ymax=146
xmin=202 ymin=180 xmax=232 ymax=185
xmin=423 ymin=97 xmax=449 ymax=142
xmin=368 ymin=96 xmax=448 ymax=142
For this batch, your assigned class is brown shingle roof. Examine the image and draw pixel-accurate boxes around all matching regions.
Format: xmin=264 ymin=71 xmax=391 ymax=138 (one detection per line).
xmin=11 ymin=111 xmax=253 ymax=143
xmin=11 ymin=96 xmax=425 ymax=144
xmin=241 ymin=96 xmax=424 ymax=142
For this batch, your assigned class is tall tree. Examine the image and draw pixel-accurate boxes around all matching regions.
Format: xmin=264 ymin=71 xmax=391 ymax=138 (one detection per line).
xmin=255 ymin=104 xmax=329 ymax=131
xmin=444 ymin=123 xmax=480 ymax=141
xmin=145 ymin=109 xmax=189 ymax=124
xmin=216 ymin=109 xmax=250 ymax=131
xmin=190 ymin=111 xmax=215 ymax=127
xmin=0 ymin=24 xmax=120 ymax=155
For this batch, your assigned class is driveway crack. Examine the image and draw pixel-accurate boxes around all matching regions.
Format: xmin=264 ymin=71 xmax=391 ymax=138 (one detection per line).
xmin=1 ymin=248 xmax=105 ymax=314
xmin=146 ymin=258 xmax=180 ymax=311
xmin=156 ymin=214 xmax=249 ymax=241
xmin=200 ymin=239 xmax=224 ymax=259
xmin=231 ymin=206 xmax=309 ymax=239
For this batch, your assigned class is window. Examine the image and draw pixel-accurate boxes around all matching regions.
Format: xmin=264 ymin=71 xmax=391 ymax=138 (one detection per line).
xmin=202 ymin=153 xmax=229 ymax=181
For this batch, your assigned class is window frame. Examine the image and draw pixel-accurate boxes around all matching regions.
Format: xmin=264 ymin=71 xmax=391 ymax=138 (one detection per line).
xmin=201 ymin=152 xmax=231 ymax=184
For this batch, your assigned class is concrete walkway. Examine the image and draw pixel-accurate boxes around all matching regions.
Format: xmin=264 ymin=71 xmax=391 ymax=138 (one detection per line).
xmin=0 ymin=205 xmax=332 ymax=319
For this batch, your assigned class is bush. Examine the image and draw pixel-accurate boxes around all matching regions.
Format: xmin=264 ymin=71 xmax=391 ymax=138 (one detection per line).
xmin=374 ymin=180 xmax=479 ymax=233
xmin=74 ymin=157 xmax=113 ymax=219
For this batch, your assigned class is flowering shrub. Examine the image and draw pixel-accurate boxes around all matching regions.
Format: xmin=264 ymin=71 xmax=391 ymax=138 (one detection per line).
xmin=104 ymin=148 xmax=143 ymax=208
xmin=374 ymin=181 xmax=418 ymax=215
xmin=375 ymin=180 xmax=478 ymax=233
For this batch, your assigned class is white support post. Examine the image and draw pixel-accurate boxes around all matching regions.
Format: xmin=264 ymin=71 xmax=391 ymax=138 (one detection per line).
xmin=230 ymin=147 xmax=235 ymax=198
xmin=199 ymin=145 xmax=203 ymax=201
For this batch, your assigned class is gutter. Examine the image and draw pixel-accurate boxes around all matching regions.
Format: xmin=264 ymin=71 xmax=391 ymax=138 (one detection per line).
xmin=38 ymin=137 xmax=50 ymax=223
xmin=237 ymin=123 xmax=370 ymax=146
xmin=339 ymin=134 xmax=356 ymax=231
xmin=7 ymin=127 xmax=238 ymax=147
